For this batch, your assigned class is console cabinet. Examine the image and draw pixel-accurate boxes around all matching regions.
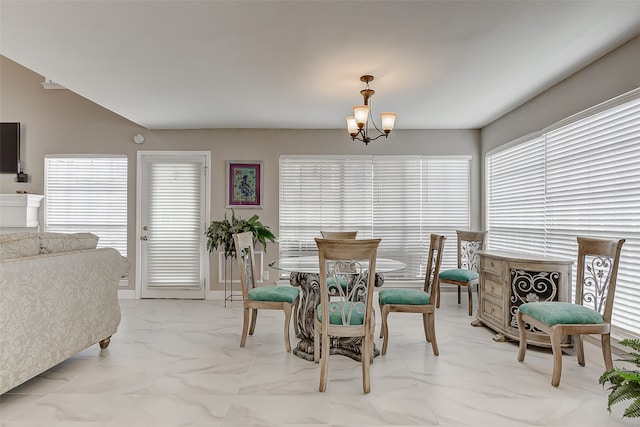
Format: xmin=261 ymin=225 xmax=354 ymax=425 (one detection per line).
xmin=474 ymin=250 xmax=573 ymax=347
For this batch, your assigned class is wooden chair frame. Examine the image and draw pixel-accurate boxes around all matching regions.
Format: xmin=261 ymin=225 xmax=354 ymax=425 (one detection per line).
xmin=517 ymin=236 xmax=625 ymax=387
xmin=437 ymin=230 xmax=487 ymax=315
xmin=234 ymin=231 xmax=299 ymax=352
xmin=379 ymin=234 xmax=446 ymax=356
xmin=320 ymin=231 xmax=358 ymax=239
xmin=313 ymin=238 xmax=380 ymax=393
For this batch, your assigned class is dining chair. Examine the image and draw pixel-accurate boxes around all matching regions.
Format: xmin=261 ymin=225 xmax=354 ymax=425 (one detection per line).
xmin=437 ymin=230 xmax=487 ymax=315
xmin=313 ymin=237 xmax=381 ymax=393
xmin=378 ymin=234 xmax=446 ymax=356
xmin=233 ymin=231 xmax=300 ymax=352
xmin=320 ymin=231 xmax=358 ymax=239
xmin=517 ymin=236 xmax=625 ymax=387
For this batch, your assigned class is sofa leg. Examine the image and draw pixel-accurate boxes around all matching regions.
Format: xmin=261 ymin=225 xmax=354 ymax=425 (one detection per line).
xmin=99 ymin=336 xmax=111 ymax=349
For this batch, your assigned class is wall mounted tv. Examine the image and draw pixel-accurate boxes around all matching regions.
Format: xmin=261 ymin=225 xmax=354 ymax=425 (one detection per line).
xmin=0 ymin=122 xmax=20 ymax=173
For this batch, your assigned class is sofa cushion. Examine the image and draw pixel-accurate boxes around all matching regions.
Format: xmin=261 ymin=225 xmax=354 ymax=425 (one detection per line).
xmin=0 ymin=233 xmax=41 ymax=261
xmin=38 ymin=232 xmax=99 ymax=254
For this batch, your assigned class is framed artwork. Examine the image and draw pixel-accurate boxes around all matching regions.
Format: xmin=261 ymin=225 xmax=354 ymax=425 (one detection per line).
xmin=226 ymin=161 xmax=263 ymax=208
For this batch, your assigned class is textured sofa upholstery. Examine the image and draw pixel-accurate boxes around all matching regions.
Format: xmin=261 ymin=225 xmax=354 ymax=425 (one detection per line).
xmin=0 ymin=232 xmax=129 ymax=394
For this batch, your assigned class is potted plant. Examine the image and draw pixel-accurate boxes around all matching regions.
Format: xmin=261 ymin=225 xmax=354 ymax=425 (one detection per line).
xmin=599 ymin=338 xmax=640 ymax=418
xmin=205 ymin=209 xmax=277 ymax=259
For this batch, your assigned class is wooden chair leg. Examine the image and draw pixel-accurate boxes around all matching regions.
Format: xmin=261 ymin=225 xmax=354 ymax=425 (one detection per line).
xmin=293 ymin=298 xmax=300 ymax=336
xmin=378 ymin=301 xmax=384 ymax=338
xmin=283 ymin=304 xmax=292 ymax=353
xmin=602 ymin=333 xmax=613 ymax=370
xmin=370 ymin=326 xmax=375 ymax=364
xmin=369 ymin=315 xmax=375 ymax=364
xmin=381 ymin=305 xmax=390 ymax=356
xmin=516 ymin=310 xmax=527 ymax=362
xmin=362 ymin=332 xmax=371 ymax=394
xmin=457 ymin=285 xmax=461 ymax=304
xmin=575 ymin=334 xmax=585 ymax=367
xmin=428 ymin=313 xmax=439 ymax=356
xmin=550 ymin=326 xmax=564 ymax=387
xmin=240 ymin=307 xmax=250 ymax=347
xmin=467 ymin=285 xmax=473 ymax=316
xmin=436 ymin=286 xmax=440 ymax=308
xmin=313 ymin=319 xmax=320 ymax=363
xmin=249 ymin=309 xmax=258 ymax=335
xmin=319 ymin=328 xmax=330 ymax=392
xmin=422 ymin=312 xmax=431 ymax=342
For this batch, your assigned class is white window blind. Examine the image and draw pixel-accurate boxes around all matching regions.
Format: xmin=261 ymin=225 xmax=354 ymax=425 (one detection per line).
xmin=279 ymin=156 xmax=373 ymax=257
xmin=280 ymin=155 xmax=471 ymax=280
xmin=44 ymin=156 xmax=127 ymax=256
xmin=487 ymin=95 xmax=640 ymax=338
xmin=424 ymin=157 xmax=473 ymax=271
xmin=486 ymin=137 xmax=546 ymax=254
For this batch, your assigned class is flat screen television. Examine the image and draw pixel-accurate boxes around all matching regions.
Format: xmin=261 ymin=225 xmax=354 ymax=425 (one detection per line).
xmin=0 ymin=122 xmax=20 ymax=173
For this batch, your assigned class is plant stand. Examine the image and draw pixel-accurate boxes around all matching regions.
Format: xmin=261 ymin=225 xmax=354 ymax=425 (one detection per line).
xmin=224 ymin=256 xmax=243 ymax=307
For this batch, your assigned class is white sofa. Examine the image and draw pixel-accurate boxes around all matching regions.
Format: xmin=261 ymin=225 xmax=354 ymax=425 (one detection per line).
xmin=0 ymin=232 xmax=129 ymax=394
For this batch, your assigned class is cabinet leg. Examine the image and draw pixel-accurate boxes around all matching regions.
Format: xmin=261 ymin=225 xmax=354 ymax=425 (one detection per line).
xmin=492 ymin=333 xmax=507 ymax=342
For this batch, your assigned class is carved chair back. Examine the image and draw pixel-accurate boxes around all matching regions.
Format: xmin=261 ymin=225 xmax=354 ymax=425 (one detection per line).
xmin=423 ymin=234 xmax=446 ymax=297
xmin=456 ymin=230 xmax=487 ymax=272
xmin=315 ymin=238 xmax=380 ymax=328
xmin=320 ymin=231 xmax=358 ymax=239
xmin=575 ymin=236 xmax=625 ymax=323
xmin=234 ymin=231 xmax=258 ymax=300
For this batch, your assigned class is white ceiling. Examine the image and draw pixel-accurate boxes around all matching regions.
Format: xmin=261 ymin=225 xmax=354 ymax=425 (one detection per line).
xmin=1 ymin=1 xmax=639 ymax=130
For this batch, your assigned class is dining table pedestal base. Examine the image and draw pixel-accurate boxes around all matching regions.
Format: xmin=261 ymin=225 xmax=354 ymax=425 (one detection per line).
xmin=293 ymin=337 xmax=381 ymax=362
xmin=288 ymin=271 xmax=384 ymax=362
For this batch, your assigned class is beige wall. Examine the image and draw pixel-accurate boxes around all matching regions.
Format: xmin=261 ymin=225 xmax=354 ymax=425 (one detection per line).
xmin=481 ymin=36 xmax=640 ymax=153
xmin=0 ymin=56 xmax=481 ymax=292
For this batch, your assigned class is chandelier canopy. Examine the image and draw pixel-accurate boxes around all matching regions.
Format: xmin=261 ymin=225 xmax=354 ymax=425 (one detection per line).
xmin=346 ymin=75 xmax=397 ymax=145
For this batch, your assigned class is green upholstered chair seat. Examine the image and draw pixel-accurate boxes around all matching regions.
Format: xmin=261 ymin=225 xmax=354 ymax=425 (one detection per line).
xmin=248 ymin=286 xmax=299 ymax=303
xmin=317 ymin=301 xmax=365 ymax=325
xmin=519 ymin=302 xmax=604 ymax=327
xmin=378 ymin=288 xmax=430 ymax=306
xmin=438 ymin=268 xmax=479 ymax=283
xmin=327 ymin=276 xmax=348 ymax=289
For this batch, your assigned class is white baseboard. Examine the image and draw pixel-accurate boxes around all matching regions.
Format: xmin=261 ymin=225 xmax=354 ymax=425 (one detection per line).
xmin=118 ymin=289 xmax=137 ymax=299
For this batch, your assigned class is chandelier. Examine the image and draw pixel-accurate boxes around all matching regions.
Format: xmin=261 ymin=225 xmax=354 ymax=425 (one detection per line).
xmin=346 ymin=75 xmax=397 ymax=145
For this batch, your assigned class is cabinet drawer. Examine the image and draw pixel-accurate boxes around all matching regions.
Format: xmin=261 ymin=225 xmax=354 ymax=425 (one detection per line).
xmin=482 ymin=299 xmax=503 ymax=324
xmin=482 ymin=257 xmax=502 ymax=275
xmin=482 ymin=277 xmax=503 ymax=299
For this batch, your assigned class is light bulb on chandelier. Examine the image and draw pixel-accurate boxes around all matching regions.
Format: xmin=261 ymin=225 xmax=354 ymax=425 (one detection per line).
xmin=346 ymin=75 xmax=397 ymax=145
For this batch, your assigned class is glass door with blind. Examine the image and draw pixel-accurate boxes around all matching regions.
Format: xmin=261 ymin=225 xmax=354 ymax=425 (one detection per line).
xmin=137 ymin=151 xmax=209 ymax=299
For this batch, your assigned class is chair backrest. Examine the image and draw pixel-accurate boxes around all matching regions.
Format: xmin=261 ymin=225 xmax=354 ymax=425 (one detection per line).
xmin=423 ymin=234 xmax=446 ymax=296
xmin=320 ymin=231 xmax=358 ymax=239
xmin=456 ymin=230 xmax=487 ymax=272
xmin=315 ymin=238 xmax=381 ymax=328
xmin=575 ymin=236 xmax=625 ymax=323
xmin=233 ymin=231 xmax=258 ymax=300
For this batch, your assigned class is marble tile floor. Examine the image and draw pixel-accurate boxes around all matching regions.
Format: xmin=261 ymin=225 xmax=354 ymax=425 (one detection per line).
xmin=0 ymin=296 xmax=635 ymax=426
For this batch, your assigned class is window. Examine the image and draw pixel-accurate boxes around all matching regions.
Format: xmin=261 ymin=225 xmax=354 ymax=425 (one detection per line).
xmin=279 ymin=155 xmax=471 ymax=280
xmin=44 ymin=155 xmax=128 ymax=256
xmin=487 ymin=93 xmax=640 ymax=338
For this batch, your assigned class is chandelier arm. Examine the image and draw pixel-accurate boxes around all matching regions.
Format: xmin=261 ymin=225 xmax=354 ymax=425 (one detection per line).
xmin=367 ymin=99 xmax=384 ymax=136
xmin=366 ymin=133 xmax=389 ymax=142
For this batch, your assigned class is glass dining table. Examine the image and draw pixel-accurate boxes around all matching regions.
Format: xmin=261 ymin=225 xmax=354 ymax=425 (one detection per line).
xmin=269 ymin=256 xmax=406 ymax=361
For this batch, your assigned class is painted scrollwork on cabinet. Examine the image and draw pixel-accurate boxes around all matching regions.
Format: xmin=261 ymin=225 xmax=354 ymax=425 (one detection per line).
xmin=509 ymin=269 xmax=560 ymax=332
